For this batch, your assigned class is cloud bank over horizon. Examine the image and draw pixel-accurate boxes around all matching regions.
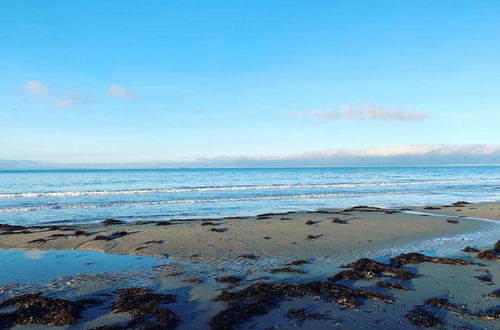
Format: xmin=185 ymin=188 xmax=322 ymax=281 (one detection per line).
xmin=293 ymin=103 xmax=428 ymax=121
xmin=1 ymin=144 xmax=499 ymax=169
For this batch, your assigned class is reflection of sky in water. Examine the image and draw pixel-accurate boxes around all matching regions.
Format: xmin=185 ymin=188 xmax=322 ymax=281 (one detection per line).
xmin=0 ymin=249 xmax=164 ymax=284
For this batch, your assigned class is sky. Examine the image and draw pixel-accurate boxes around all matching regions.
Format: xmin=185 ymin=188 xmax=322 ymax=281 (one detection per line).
xmin=1 ymin=0 xmax=499 ymax=168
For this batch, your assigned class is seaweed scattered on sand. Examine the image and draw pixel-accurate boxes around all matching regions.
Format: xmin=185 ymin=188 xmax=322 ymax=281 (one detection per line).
xmin=0 ymin=229 xmax=32 ymax=235
xmin=215 ymin=276 xmax=243 ymax=284
xmin=239 ymin=254 xmax=259 ymax=260
xmin=280 ymin=217 xmax=292 ymax=220
xmin=405 ymin=306 xmax=443 ymax=327
xmin=0 ymin=224 xmax=28 ymax=231
xmin=390 ymin=252 xmax=478 ymax=266
xmin=284 ymin=259 xmax=310 ymax=266
xmin=210 ymin=227 xmax=226 ymax=233
xmin=306 ymin=234 xmax=321 ymax=240
xmin=476 ymin=250 xmax=499 ymax=261
xmin=145 ymin=240 xmax=163 ymax=244
xmin=424 ymin=206 xmax=441 ymax=210
xmin=424 ymin=297 xmax=466 ymax=311
xmin=74 ymin=230 xmax=89 ymax=236
xmin=155 ymin=221 xmax=172 ymax=226
xmin=333 ymin=258 xmax=418 ymax=281
xmin=446 ymin=218 xmax=459 ymax=224
xmin=0 ymin=293 xmax=84 ymax=327
xmin=487 ymin=288 xmax=500 ymax=298
xmin=49 ymin=233 xmax=66 ymax=238
xmin=201 ymin=221 xmax=216 ymax=226
xmin=305 ymin=220 xmax=319 ymax=225
xmin=113 ymin=288 xmax=178 ymax=329
xmin=476 ymin=306 xmax=500 ymax=320
xmin=495 ymin=240 xmax=500 ymax=253
xmin=463 ymin=246 xmax=480 ymax=253
xmin=330 ymin=217 xmax=348 ymax=224
xmin=211 ymin=280 xmax=394 ymax=329
xmin=101 ymin=219 xmax=125 ymax=225
xmin=286 ymin=308 xmax=328 ymax=322
xmin=93 ymin=231 xmax=128 ymax=241
xmin=28 ymin=238 xmax=47 ymax=244
xmin=475 ymin=274 xmax=493 ymax=283
xmin=376 ymin=281 xmax=412 ymax=290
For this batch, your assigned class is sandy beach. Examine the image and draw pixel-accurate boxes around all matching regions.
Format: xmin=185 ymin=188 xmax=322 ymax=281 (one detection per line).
xmin=0 ymin=201 xmax=499 ymax=329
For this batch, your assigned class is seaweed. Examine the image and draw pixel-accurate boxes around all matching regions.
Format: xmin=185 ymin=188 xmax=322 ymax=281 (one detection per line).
xmin=101 ymin=219 xmax=125 ymax=225
xmin=376 ymin=281 xmax=412 ymax=290
xmin=183 ymin=278 xmax=203 ymax=284
xmin=476 ymin=250 xmax=499 ymax=261
xmin=405 ymin=306 xmax=443 ymax=327
xmin=113 ymin=288 xmax=178 ymax=329
xmin=390 ymin=252 xmax=477 ymax=266
xmin=284 ymin=259 xmax=310 ymax=266
xmin=330 ymin=217 xmax=348 ymax=224
xmin=28 ymin=238 xmax=46 ymax=244
xmin=0 ymin=293 xmax=83 ymax=327
xmin=74 ymin=230 xmax=89 ymax=236
xmin=215 ymin=276 xmax=243 ymax=284
xmin=306 ymin=234 xmax=321 ymax=240
xmin=463 ymin=246 xmax=480 ymax=253
xmin=269 ymin=267 xmax=307 ymax=274
xmin=201 ymin=221 xmax=216 ymax=226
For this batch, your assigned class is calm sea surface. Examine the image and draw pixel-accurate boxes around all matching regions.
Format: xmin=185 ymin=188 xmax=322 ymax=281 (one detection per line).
xmin=1 ymin=167 xmax=499 ymax=226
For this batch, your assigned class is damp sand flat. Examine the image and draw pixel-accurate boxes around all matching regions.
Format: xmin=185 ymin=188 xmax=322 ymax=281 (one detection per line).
xmin=0 ymin=202 xmax=499 ymax=260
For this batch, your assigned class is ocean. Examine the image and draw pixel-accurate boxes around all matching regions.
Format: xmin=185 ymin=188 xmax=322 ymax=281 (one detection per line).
xmin=1 ymin=166 xmax=499 ymax=226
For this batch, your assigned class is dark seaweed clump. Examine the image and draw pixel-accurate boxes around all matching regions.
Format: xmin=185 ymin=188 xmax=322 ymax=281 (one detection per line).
xmin=330 ymin=217 xmax=348 ymax=224
xmin=405 ymin=306 xmax=443 ymax=327
xmin=376 ymin=281 xmax=412 ymax=290
xmin=215 ymin=276 xmax=244 ymax=284
xmin=284 ymin=259 xmax=310 ymax=266
xmin=201 ymin=221 xmax=216 ymax=226
xmin=286 ymin=308 xmax=328 ymax=322
xmin=93 ymin=231 xmax=128 ymax=241
xmin=305 ymin=220 xmax=319 ymax=225
xmin=463 ymin=246 xmax=480 ymax=253
xmin=28 ymin=238 xmax=47 ymax=244
xmin=210 ymin=279 xmax=393 ymax=329
xmin=270 ymin=267 xmax=307 ymax=274
xmin=332 ymin=258 xmax=417 ymax=281
xmin=74 ymin=230 xmax=89 ymax=236
xmin=113 ymin=288 xmax=178 ymax=329
xmin=101 ymin=219 xmax=126 ymax=225
xmin=0 ymin=293 xmax=83 ymax=327
xmin=390 ymin=252 xmax=478 ymax=266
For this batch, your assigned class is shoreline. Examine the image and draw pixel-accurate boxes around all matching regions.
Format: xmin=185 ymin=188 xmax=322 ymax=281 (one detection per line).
xmin=1 ymin=201 xmax=499 ymax=259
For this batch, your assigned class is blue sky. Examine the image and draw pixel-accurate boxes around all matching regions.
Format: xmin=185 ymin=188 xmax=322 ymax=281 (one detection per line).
xmin=1 ymin=1 xmax=499 ymax=166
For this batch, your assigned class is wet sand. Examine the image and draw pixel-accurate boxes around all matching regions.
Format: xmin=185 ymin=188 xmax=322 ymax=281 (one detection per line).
xmin=1 ymin=202 xmax=499 ymax=259
xmin=0 ymin=202 xmax=499 ymax=329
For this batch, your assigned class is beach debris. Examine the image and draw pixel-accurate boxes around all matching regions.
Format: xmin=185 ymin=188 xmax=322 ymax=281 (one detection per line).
xmin=100 ymin=219 xmax=125 ymax=225
xmin=212 ymin=281 xmax=393 ymax=329
xmin=201 ymin=221 xmax=216 ymax=226
xmin=446 ymin=218 xmax=459 ymax=224
xmin=476 ymin=250 xmax=499 ymax=261
xmin=0 ymin=293 xmax=84 ymax=327
xmin=74 ymin=230 xmax=89 ymax=236
xmin=334 ymin=258 xmax=417 ymax=281
xmin=342 ymin=206 xmax=398 ymax=214
xmin=269 ymin=267 xmax=307 ymax=274
xmin=330 ymin=217 xmax=348 ymax=224
xmin=183 ymin=278 xmax=203 ymax=285
xmin=113 ymin=288 xmax=178 ymax=329
xmin=164 ymin=272 xmax=183 ymax=277
xmin=28 ymin=238 xmax=47 ymax=244
xmin=210 ymin=227 xmax=226 ymax=232
xmin=424 ymin=297 xmax=467 ymax=311
xmin=284 ymin=259 xmax=310 ymax=266
xmin=305 ymin=220 xmax=319 ymax=225
xmin=93 ymin=231 xmax=128 ymax=241
xmin=0 ymin=229 xmax=32 ymax=235
xmin=376 ymin=281 xmax=412 ymax=290
xmin=424 ymin=206 xmax=441 ymax=210
xmin=48 ymin=233 xmax=66 ymax=238
xmin=215 ymin=276 xmax=244 ymax=284
xmin=452 ymin=201 xmax=472 ymax=206
xmin=476 ymin=306 xmax=500 ymax=320
xmin=474 ymin=274 xmax=493 ymax=283
xmin=0 ymin=224 xmax=28 ymax=231
xmin=155 ymin=221 xmax=172 ymax=226
xmin=286 ymin=308 xmax=328 ymax=322
xmin=144 ymin=240 xmax=163 ymax=244
xmin=495 ymin=240 xmax=500 ymax=253
xmin=390 ymin=252 xmax=478 ymax=266
xmin=463 ymin=246 xmax=480 ymax=253
xmin=93 ymin=235 xmax=109 ymax=241
xmin=405 ymin=306 xmax=443 ymax=327
xmin=239 ymin=254 xmax=259 ymax=260
xmin=487 ymin=288 xmax=500 ymax=298
xmin=306 ymin=234 xmax=321 ymax=240
xmin=280 ymin=217 xmax=292 ymax=220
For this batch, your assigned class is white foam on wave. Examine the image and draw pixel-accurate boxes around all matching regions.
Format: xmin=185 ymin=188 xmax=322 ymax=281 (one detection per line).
xmin=1 ymin=178 xmax=499 ymax=199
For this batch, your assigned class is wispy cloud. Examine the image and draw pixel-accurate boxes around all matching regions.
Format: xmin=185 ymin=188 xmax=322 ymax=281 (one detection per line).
xmin=107 ymin=84 xmax=135 ymax=100
xmin=55 ymin=90 xmax=94 ymax=109
xmin=298 ymin=103 xmax=428 ymax=121
xmin=23 ymin=81 xmax=49 ymax=97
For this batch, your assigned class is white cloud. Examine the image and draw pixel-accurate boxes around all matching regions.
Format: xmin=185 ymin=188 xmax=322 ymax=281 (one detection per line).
xmin=305 ymin=103 xmax=428 ymax=121
xmin=23 ymin=81 xmax=49 ymax=97
xmin=107 ymin=84 xmax=135 ymax=100
xmin=55 ymin=90 xmax=93 ymax=109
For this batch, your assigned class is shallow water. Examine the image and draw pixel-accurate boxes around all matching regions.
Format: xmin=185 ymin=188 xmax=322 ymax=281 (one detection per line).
xmin=1 ymin=166 xmax=500 ymax=225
